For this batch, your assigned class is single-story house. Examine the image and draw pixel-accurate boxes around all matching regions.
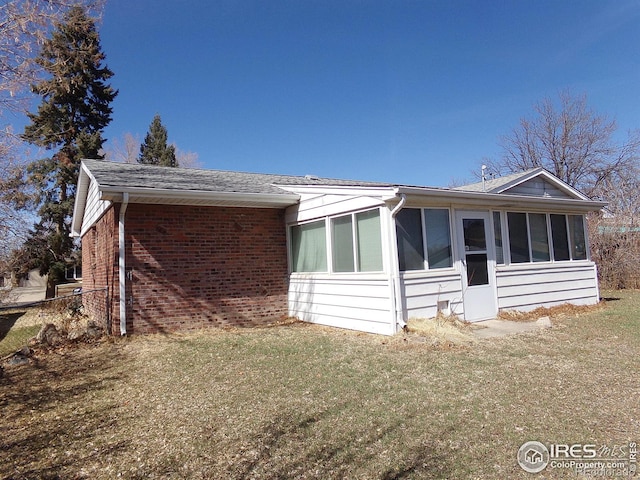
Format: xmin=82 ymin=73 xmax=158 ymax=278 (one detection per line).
xmin=71 ymin=159 xmax=605 ymax=336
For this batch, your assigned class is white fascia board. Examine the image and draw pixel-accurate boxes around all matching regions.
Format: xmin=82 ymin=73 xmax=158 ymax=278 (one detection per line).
xmin=394 ymin=186 xmax=606 ymax=212
xmin=99 ymin=185 xmax=300 ymax=208
xmin=70 ymin=162 xmax=94 ymax=237
xmin=274 ymin=184 xmax=397 ymax=197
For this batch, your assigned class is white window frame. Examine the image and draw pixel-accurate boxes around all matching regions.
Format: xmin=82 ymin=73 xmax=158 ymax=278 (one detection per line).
xmin=504 ymin=211 xmax=590 ymax=265
xmin=396 ymin=207 xmax=454 ymax=272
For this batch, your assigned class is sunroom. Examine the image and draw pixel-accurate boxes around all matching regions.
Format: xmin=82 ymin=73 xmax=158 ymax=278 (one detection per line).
xmin=282 ymin=168 xmax=604 ymax=335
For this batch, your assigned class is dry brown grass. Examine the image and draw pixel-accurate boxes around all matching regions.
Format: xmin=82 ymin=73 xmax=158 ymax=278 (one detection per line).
xmin=497 ymin=301 xmax=605 ymax=322
xmin=1 ymin=291 xmax=639 ymax=479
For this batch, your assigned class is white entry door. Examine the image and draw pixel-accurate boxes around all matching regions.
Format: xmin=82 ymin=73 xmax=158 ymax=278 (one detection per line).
xmin=456 ymin=211 xmax=498 ymax=322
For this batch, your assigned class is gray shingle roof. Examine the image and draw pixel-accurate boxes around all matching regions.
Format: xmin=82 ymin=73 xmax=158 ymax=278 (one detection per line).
xmin=453 ymin=168 xmax=542 ymax=193
xmin=83 ymin=159 xmax=392 ymax=195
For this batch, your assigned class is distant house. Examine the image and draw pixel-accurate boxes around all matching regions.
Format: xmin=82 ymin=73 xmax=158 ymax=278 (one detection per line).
xmin=71 ymin=159 xmax=605 ymax=335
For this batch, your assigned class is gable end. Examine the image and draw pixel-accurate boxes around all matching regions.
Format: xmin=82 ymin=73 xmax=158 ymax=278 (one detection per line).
xmin=500 ymin=177 xmax=572 ymax=199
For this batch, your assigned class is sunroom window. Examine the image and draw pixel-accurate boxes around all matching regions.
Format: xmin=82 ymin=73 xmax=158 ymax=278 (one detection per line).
xmin=290 ymin=220 xmax=327 ymax=272
xmin=506 ymin=212 xmax=588 ymax=264
xmin=569 ymin=215 xmax=587 ymax=260
xmin=396 ymin=208 xmax=452 ymax=271
xmin=507 ymin=212 xmax=530 ymax=263
xmin=331 ymin=209 xmax=383 ymax=272
xmin=550 ymin=214 xmax=570 ymax=261
xmin=291 ymin=209 xmax=383 ymax=274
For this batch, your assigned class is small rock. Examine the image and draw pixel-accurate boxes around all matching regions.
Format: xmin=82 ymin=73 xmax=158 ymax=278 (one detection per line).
xmin=67 ymin=329 xmax=86 ymax=342
xmin=85 ymin=324 xmax=104 ymax=340
xmin=36 ymin=323 xmax=64 ymax=346
xmin=6 ymin=352 xmax=30 ymax=366
xmin=536 ymin=316 xmax=552 ymax=329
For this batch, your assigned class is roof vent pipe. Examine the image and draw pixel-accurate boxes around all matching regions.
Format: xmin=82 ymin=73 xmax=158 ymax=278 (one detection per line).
xmin=481 ymin=164 xmax=487 ymax=192
xmin=118 ymin=193 xmax=129 ymax=336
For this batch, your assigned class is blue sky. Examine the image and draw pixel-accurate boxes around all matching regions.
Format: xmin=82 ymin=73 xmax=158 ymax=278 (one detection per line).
xmin=98 ymin=0 xmax=640 ymax=187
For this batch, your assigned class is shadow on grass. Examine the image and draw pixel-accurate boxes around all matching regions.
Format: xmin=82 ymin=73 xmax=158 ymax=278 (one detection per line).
xmin=0 ymin=311 xmax=25 ymax=342
xmin=0 ymin=345 xmax=129 ymax=479
xmin=602 ymin=297 xmax=621 ymax=302
xmin=218 ymin=406 xmax=456 ymax=479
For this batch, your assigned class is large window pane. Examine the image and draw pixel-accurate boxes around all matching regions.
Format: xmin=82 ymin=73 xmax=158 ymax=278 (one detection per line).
xmin=356 ymin=210 xmax=383 ymax=272
xmin=569 ymin=215 xmax=587 ymax=260
xmin=493 ymin=211 xmax=504 ymax=265
xmin=425 ymin=209 xmax=453 ymax=269
xmin=550 ymin=214 xmax=570 ymax=261
xmin=332 ymin=215 xmax=354 ymax=272
xmin=507 ymin=212 xmax=530 ymax=263
xmin=396 ymin=208 xmax=425 ymax=271
xmin=529 ymin=213 xmax=550 ymax=262
xmin=291 ymin=220 xmax=327 ymax=272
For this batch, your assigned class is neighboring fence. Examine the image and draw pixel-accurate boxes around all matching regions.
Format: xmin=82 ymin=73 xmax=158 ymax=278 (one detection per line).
xmin=0 ymin=287 xmax=109 ymax=333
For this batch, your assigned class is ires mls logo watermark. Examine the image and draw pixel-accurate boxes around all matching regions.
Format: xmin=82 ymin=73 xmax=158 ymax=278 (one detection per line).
xmin=517 ymin=441 xmax=637 ymax=476
xmin=517 ymin=441 xmax=550 ymax=473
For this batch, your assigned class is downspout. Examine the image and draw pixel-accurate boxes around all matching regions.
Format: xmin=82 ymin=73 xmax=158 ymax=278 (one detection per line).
xmin=389 ymin=192 xmax=407 ymax=332
xmin=118 ymin=193 xmax=129 ymax=336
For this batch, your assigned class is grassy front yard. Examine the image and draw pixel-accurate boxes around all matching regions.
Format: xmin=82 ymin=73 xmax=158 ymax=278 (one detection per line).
xmin=1 ymin=291 xmax=639 ymax=479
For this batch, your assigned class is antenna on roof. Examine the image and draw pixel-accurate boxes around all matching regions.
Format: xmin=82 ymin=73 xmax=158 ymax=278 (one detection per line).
xmin=481 ymin=165 xmax=487 ymax=192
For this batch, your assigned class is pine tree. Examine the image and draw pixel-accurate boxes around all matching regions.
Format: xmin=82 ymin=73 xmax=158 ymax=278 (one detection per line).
xmin=138 ymin=115 xmax=178 ymax=167
xmin=20 ymin=5 xmax=117 ymax=296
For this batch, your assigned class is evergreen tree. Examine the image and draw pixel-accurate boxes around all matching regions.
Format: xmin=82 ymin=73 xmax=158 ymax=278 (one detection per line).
xmin=20 ymin=5 xmax=117 ymax=296
xmin=138 ymin=114 xmax=178 ymax=167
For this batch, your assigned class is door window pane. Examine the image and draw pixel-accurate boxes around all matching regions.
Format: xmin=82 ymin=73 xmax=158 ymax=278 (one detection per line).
xmin=569 ymin=215 xmax=587 ymax=260
xmin=332 ymin=215 xmax=354 ymax=272
xmin=291 ymin=221 xmax=327 ymax=272
xmin=507 ymin=212 xmax=530 ymax=263
xmin=493 ymin=211 xmax=504 ymax=265
xmin=425 ymin=209 xmax=453 ymax=268
xmin=356 ymin=210 xmax=383 ymax=272
xmin=462 ymin=218 xmax=486 ymax=251
xmin=396 ymin=208 xmax=425 ymax=271
xmin=466 ymin=253 xmax=489 ymax=286
xmin=550 ymin=214 xmax=570 ymax=261
xmin=529 ymin=213 xmax=550 ymax=262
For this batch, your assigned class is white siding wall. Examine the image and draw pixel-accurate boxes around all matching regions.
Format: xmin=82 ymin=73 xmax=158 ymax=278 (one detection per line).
xmin=288 ymin=274 xmax=394 ymax=335
xmin=496 ymin=262 xmax=599 ymax=311
xmin=504 ymin=178 xmax=569 ymax=198
xmin=286 ymin=194 xmax=385 ymax=223
xmin=400 ymin=271 xmax=464 ymax=319
xmin=81 ymin=179 xmax=112 ymax=236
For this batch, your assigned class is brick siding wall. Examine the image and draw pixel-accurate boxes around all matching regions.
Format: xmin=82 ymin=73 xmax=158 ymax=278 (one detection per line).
xmin=81 ymin=205 xmax=120 ymax=333
xmin=124 ymin=204 xmax=289 ymax=334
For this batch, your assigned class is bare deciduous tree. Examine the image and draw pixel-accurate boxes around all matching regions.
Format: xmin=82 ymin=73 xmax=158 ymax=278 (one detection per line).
xmin=485 ymin=91 xmax=640 ymax=200
xmin=103 ymin=132 xmax=202 ymax=168
xmin=103 ymin=132 xmax=140 ymax=164
xmin=484 ymin=91 xmax=640 ymax=289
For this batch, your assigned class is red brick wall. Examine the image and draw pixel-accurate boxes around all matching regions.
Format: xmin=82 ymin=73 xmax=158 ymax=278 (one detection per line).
xmin=124 ymin=204 xmax=289 ymax=334
xmin=82 ymin=203 xmax=290 ymax=335
xmin=81 ymin=205 xmax=120 ymax=333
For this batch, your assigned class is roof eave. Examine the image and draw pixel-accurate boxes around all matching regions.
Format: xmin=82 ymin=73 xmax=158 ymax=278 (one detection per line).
xmin=99 ymin=185 xmax=301 ymax=208
xmin=70 ymin=162 xmax=93 ymax=237
xmin=395 ymin=186 xmax=606 ymax=211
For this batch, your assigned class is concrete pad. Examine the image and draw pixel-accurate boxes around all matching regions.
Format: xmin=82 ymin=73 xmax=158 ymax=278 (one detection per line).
xmin=471 ymin=319 xmax=546 ymax=339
